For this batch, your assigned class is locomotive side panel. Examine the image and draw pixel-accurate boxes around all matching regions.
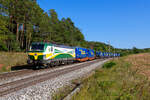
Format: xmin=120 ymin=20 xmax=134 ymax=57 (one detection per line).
xmin=50 ymin=45 xmax=75 ymax=60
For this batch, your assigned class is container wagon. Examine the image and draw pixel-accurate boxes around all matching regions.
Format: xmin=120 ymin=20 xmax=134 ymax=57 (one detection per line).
xmin=75 ymin=47 xmax=89 ymax=62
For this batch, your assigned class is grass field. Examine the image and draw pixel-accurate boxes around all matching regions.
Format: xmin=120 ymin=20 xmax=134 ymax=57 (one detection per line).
xmin=72 ymin=53 xmax=150 ymax=100
xmin=0 ymin=52 xmax=28 ymax=73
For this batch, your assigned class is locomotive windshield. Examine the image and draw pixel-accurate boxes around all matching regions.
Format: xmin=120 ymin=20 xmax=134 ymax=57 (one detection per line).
xmin=31 ymin=44 xmax=44 ymax=51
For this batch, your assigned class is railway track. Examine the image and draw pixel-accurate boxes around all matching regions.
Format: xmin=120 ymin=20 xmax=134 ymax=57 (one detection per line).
xmin=0 ymin=61 xmax=85 ymax=81
xmin=0 ymin=69 xmax=33 ymax=80
xmin=0 ymin=59 xmax=103 ymax=97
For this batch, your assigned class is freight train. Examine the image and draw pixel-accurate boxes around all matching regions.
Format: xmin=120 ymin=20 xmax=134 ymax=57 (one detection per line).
xmin=27 ymin=42 xmax=120 ymax=68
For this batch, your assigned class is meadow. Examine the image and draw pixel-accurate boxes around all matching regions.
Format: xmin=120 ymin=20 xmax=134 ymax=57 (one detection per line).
xmin=72 ymin=53 xmax=150 ymax=100
xmin=0 ymin=52 xmax=28 ymax=73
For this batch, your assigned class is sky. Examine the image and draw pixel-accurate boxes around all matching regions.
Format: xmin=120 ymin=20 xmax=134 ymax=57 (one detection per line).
xmin=37 ymin=0 xmax=150 ymax=49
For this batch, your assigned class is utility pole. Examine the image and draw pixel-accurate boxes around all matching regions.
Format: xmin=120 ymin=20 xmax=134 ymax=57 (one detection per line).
xmin=114 ymin=47 xmax=115 ymax=58
xmin=107 ymin=41 xmax=110 ymax=53
xmin=107 ymin=41 xmax=111 ymax=58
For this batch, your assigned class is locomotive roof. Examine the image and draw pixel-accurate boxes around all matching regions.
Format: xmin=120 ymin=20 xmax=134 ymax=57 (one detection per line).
xmin=31 ymin=42 xmax=74 ymax=49
xmin=31 ymin=42 xmax=52 ymax=45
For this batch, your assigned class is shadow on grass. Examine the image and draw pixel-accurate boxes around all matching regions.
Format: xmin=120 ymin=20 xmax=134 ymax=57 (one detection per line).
xmin=11 ymin=64 xmax=34 ymax=71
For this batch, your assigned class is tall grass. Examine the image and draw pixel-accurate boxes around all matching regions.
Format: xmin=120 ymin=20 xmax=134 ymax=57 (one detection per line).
xmin=72 ymin=54 xmax=150 ymax=100
xmin=0 ymin=52 xmax=27 ymax=73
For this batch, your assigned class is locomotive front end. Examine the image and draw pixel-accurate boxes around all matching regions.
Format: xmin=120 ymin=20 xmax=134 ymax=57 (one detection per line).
xmin=27 ymin=42 xmax=47 ymax=66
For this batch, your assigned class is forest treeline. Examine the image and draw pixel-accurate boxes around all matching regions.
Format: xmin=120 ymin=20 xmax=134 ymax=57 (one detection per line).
xmin=0 ymin=0 xmax=112 ymax=52
xmin=0 ymin=0 xmax=149 ymax=55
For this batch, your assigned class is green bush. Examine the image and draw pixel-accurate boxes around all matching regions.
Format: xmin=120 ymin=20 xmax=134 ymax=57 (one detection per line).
xmin=11 ymin=41 xmax=21 ymax=52
xmin=1 ymin=66 xmax=7 ymax=72
xmin=102 ymin=61 xmax=116 ymax=69
xmin=0 ymin=42 xmax=8 ymax=51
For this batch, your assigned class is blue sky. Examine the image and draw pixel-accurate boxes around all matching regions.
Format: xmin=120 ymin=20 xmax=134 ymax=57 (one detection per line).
xmin=37 ymin=0 xmax=150 ymax=49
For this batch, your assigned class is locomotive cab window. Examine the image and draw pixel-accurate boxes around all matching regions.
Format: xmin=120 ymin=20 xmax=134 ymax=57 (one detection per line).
xmin=31 ymin=44 xmax=44 ymax=51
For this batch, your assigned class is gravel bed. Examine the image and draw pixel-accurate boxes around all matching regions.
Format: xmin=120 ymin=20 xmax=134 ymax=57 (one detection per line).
xmin=0 ymin=59 xmax=109 ymax=100
xmin=0 ymin=61 xmax=91 ymax=86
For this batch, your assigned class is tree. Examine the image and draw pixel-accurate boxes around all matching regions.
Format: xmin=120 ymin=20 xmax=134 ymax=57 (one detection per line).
xmin=0 ymin=1 xmax=117 ymax=52
xmin=132 ymin=47 xmax=140 ymax=54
